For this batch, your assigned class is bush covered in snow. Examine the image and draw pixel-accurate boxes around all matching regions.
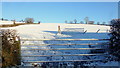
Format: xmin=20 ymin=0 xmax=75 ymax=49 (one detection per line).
xmin=109 ymin=19 xmax=120 ymax=60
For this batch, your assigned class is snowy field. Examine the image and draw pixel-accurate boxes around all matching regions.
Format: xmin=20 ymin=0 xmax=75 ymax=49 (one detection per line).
xmin=0 ymin=20 xmax=25 ymax=25
xmin=1 ymin=23 xmax=120 ymax=66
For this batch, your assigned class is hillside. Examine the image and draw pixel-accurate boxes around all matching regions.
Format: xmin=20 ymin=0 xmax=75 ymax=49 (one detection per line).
xmin=3 ymin=23 xmax=110 ymax=38
xmin=1 ymin=23 xmax=119 ymax=66
xmin=0 ymin=20 xmax=25 ymax=25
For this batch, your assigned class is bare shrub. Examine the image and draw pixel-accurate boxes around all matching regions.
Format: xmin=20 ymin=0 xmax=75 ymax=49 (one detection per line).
xmin=1 ymin=29 xmax=21 ymax=67
xmin=25 ymin=17 xmax=34 ymax=23
xmin=109 ymin=19 xmax=120 ymax=61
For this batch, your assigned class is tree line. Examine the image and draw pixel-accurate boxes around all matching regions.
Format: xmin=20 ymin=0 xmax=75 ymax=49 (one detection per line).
xmin=1 ymin=17 xmax=107 ymax=25
xmin=65 ymin=17 xmax=107 ymax=25
xmin=0 ymin=18 xmax=41 ymax=24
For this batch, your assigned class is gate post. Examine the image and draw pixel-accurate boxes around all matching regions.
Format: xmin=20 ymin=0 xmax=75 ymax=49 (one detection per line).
xmin=58 ymin=25 xmax=61 ymax=34
xmin=17 ymin=36 xmax=21 ymax=65
xmin=0 ymin=36 xmax=2 ymax=67
xmin=13 ymin=20 xmax=16 ymax=25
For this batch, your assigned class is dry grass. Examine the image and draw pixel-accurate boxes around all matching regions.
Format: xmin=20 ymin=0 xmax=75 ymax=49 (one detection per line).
xmin=1 ymin=29 xmax=21 ymax=67
xmin=0 ymin=23 xmax=38 ymax=27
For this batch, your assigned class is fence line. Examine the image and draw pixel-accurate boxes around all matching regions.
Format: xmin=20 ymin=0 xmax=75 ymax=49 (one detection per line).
xmin=22 ymin=48 xmax=105 ymax=51
xmin=21 ymin=38 xmax=109 ymax=64
xmin=22 ymin=54 xmax=106 ymax=57
xmin=21 ymin=43 xmax=109 ymax=46
xmin=21 ymin=39 xmax=110 ymax=41
xmin=23 ymin=59 xmax=103 ymax=63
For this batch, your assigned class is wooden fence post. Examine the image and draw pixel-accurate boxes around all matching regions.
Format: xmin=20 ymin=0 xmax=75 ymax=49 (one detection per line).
xmin=83 ymin=30 xmax=87 ymax=34
xmin=16 ymin=36 xmax=21 ymax=65
xmin=0 ymin=36 xmax=2 ymax=67
xmin=96 ymin=29 xmax=100 ymax=33
xmin=17 ymin=36 xmax=20 ymax=42
xmin=58 ymin=26 xmax=61 ymax=34
xmin=13 ymin=20 xmax=16 ymax=25
xmin=106 ymin=29 xmax=109 ymax=33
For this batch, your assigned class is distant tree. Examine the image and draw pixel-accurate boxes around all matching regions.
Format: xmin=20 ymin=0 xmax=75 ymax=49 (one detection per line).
xmin=107 ymin=21 xmax=111 ymax=26
xmin=1 ymin=18 xmax=4 ymax=21
xmin=20 ymin=20 xmax=24 ymax=22
xmin=38 ymin=21 xmax=41 ymax=24
xmin=65 ymin=20 xmax=67 ymax=23
xmin=80 ymin=21 xmax=84 ymax=24
xmin=102 ymin=22 xmax=106 ymax=25
xmin=1 ymin=18 xmax=8 ymax=21
xmin=97 ymin=22 xmax=100 ymax=25
xmin=11 ymin=20 xmax=14 ymax=21
xmin=25 ymin=17 xmax=34 ymax=23
xmin=84 ymin=17 xmax=89 ymax=24
xmin=4 ymin=19 xmax=8 ymax=21
xmin=74 ymin=19 xmax=77 ymax=24
xmin=70 ymin=21 xmax=73 ymax=24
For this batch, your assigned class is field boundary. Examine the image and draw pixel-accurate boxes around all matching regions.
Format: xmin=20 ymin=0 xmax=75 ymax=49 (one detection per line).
xmin=21 ymin=38 xmax=109 ymax=64
xmin=0 ymin=23 xmax=38 ymax=27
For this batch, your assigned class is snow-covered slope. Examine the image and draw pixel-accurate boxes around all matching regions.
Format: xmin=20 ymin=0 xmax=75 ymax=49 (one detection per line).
xmin=4 ymin=23 xmax=109 ymax=38
xmin=1 ymin=23 xmax=119 ymax=66
xmin=0 ymin=20 xmax=25 ymax=25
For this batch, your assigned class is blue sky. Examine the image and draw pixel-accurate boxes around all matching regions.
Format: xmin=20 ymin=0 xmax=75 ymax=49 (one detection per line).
xmin=1 ymin=0 xmax=120 ymax=2
xmin=2 ymin=2 xmax=118 ymax=24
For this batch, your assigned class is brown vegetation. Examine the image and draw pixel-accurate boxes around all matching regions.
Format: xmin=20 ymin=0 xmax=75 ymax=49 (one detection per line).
xmin=0 ymin=23 xmax=38 ymax=27
xmin=1 ymin=29 xmax=21 ymax=67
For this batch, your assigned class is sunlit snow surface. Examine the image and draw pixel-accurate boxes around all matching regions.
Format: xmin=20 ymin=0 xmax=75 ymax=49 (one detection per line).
xmin=1 ymin=23 xmax=119 ymax=66
xmin=0 ymin=20 xmax=25 ymax=25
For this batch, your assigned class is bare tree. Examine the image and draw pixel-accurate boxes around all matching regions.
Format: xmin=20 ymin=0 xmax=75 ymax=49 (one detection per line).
xmin=38 ymin=21 xmax=41 ymax=24
xmin=102 ymin=22 xmax=106 ymax=25
xmin=97 ymin=22 xmax=100 ymax=25
xmin=65 ymin=20 xmax=67 ymax=23
xmin=70 ymin=21 xmax=73 ymax=24
xmin=1 ymin=18 xmax=4 ymax=21
xmin=74 ymin=19 xmax=77 ymax=24
xmin=25 ymin=17 xmax=34 ymax=23
xmin=20 ymin=20 xmax=24 ymax=22
xmin=80 ymin=21 xmax=84 ymax=24
xmin=84 ymin=17 xmax=89 ymax=24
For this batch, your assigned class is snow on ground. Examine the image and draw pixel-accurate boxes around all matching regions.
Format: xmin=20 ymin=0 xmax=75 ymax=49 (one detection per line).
xmin=0 ymin=20 xmax=25 ymax=25
xmin=1 ymin=23 xmax=119 ymax=66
